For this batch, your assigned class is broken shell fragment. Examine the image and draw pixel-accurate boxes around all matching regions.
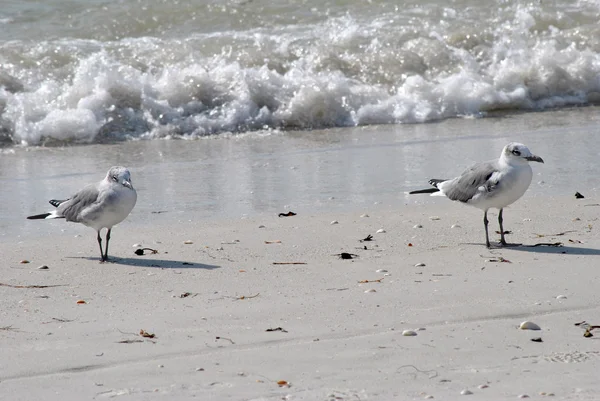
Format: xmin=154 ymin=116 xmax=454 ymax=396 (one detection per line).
xmin=376 ymin=229 xmax=386 ymax=233
xmin=413 ymin=224 xmax=423 ymax=228
xmin=364 ymin=289 xmax=377 ymax=293
xmin=556 ymin=295 xmax=567 ymax=300
xmin=519 ymin=321 xmax=541 ymax=330
xmin=330 ymin=220 xmax=339 ymax=225
xmin=460 ymin=389 xmax=473 ymax=395
xmin=37 ymin=265 xmax=49 ymax=270
xmin=402 ymin=330 xmax=417 ymax=336
xmin=415 ymin=263 xmax=426 ymax=267
xmin=183 ymin=240 xmax=193 ymax=244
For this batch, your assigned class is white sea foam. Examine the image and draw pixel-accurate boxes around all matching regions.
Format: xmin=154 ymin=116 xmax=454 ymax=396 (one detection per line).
xmin=1 ymin=2 xmax=600 ymax=146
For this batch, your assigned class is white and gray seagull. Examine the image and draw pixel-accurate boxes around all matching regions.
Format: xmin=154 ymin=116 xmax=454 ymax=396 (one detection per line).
xmin=27 ymin=166 xmax=138 ymax=262
xmin=409 ymin=143 xmax=544 ymax=248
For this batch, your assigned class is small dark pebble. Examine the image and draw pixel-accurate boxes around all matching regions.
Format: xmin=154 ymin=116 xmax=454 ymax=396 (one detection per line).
xmin=266 ymin=327 xmax=288 ymax=333
xmin=531 ymin=338 xmax=543 ymax=342
xmin=278 ymin=211 xmax=297 ymax=217
xmin=338 ymin=252 xmax=358 ymax=259
xmin=575 ymin=192 xmax=585 ymax=199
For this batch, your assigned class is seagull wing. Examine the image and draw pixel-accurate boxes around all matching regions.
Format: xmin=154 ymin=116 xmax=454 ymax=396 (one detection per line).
xmin=57 ymin=183 xmax=102 ymax=222
xmin=440 ymin=161 xmax=501 ymax=203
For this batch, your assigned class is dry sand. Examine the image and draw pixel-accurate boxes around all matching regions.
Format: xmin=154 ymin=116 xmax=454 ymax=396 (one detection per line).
xmin=1 ymin=194 xmax=600 ymax=400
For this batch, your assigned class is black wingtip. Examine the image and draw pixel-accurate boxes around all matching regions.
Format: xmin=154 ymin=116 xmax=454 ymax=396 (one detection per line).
xmin=27 ymin=213 xmax=51 ymax=220
xmin=49 ymin=199 xmax=66 ymax=207
xmin=428 ymin=179 xmax=447 ymax=188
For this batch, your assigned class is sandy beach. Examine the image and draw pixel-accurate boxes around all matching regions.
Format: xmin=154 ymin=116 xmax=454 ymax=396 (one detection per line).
xmin=2 ymin=192 xmax=600 ymax=400
xmin=3 ymin=0 xmax=600 ymax=398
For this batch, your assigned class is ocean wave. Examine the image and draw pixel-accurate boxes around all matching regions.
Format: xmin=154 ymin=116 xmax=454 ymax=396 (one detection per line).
xmin=1 ymin=2 xmax=600 ymax=146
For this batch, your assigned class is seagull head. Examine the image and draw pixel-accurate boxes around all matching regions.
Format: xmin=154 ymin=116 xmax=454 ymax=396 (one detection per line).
xmin=502 ymin=143 xmax=544 ymax=164
xmin=106 ymin=166 xmax=134 ymax=190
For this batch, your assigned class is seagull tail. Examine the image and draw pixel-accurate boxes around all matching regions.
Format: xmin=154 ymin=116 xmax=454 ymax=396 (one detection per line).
xmin=409 ymin=178 xmax=448 ymax=195
xmin=409 ymin=188 xmax=440 ymax=195
xmin=27 ymin=211 xmax=64 ymax=220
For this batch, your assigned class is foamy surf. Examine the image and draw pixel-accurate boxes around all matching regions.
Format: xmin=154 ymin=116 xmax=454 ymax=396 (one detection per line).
xmin=1 ymin=1 xmax=600 ymax=146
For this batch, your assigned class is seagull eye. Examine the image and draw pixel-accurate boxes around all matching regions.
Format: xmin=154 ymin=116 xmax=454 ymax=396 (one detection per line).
xmin=511 ymin=149 xmax=521 ymax=156
xmin=112 ymin=175 xmax=118 ymax=182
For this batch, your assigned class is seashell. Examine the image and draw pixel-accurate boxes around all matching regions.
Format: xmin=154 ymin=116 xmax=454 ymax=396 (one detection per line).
xmin=364 ymin=289 xmax=377 ymax=293
xmin=478 ymin=384 xmax=489 ymax=389
xmin=376 ymin=229 xmax=386 ymax=233
xmin=460 ymin=389 xmax=473 ymax=395
xmin=429 ymin=216 xmax=441 ymax=220
xmin=376 ymin=269 xmax=388 ymax=273
xmin=413 ymin=224 xmax=423 ymax=228
xmin=330 ymin=220 xmax=339 ymax=225
xmin=519 ymin=321 xmax=541 ymax=330
xmin=76 ymin=300 xmax=86 ymax=304
xmin=183 ymin=240 xmax=193 ymax=244
xmin=360 ymin=214 xmax=369 ymax=218
xmin=402 ymin=330 xmax=417 ymax=336
xmin=415 ymin=263 xmax=426 ymax=267
xmin=518 ymin=395 xmax=529 ymax=399
xmin=258 ymin=225 xmax=266 ymax=228
xmin=451 ymin=224 xmax=461 ymax=228
xmin=37 ymin=265 xmax=49 ymax=270
xmin=20 ymin=260 xmax=30 ymax=264
xmin=556 ymin=295 xmax=567 ymax=300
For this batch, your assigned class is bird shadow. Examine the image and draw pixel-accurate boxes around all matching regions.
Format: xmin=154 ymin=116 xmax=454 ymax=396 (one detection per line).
xmin=508 ymin=244 xmax=600 ymax=256
xmin=462 ymin=242 xmax=600 ymax=255
xmin=67 ymin=256 xmax=220 ymax=269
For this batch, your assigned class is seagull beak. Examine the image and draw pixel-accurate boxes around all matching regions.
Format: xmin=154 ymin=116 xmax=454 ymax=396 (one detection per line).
xmin=122 ymin=180 xmax=133 ymax=189
xmin=525 ymin=155 xmax=544 ymax=163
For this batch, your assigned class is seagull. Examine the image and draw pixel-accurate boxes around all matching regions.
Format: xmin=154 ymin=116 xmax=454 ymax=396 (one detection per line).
xmin=409 ymin=143 xmax=544 ymax=248
xmin=27 ymin=166 xmax=138 ymax=262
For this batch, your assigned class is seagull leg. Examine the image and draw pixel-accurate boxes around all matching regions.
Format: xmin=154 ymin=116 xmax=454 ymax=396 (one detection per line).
xmin=484 ymin=210 xmax=491 ymax=248
xmin=104 ymin=228 xmax=111 ymax=262
xmin=97 ymin=230 xmax=106 ymax=262
xmin=498 ymin=208 xmax=507 ymax=246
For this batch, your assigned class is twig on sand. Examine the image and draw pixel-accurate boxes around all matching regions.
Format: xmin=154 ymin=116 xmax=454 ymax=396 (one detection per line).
xmin=227 ymin=293 xmax=260 ymax=301
xmin=42 ymin=317 xmax=75 ymax=324
xmin=272 ymin=262 xmax=307 ymax=265
xmin=524 ymin=242 xmax=563 ymax=247
xmin=216 ymin=336 xmax=235 ymax=344
xmin=0 ymin=325 xmax=19 ymax=332
xmin=397 ymin=364 xmax=438 ymax=379
xmin=535 ymin=231 xmax=577 ymax=237
xmin=358 ymin=278 xmax=384 ymax=283
xmin=0 ymin=282 xmax=67 ymax=289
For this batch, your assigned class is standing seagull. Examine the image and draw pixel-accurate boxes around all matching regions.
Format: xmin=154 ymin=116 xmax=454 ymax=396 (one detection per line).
xmin=27 ymin=166 xmax=138 ymax=262
xmin=409 ymin=143 xmax=544 ymax=248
